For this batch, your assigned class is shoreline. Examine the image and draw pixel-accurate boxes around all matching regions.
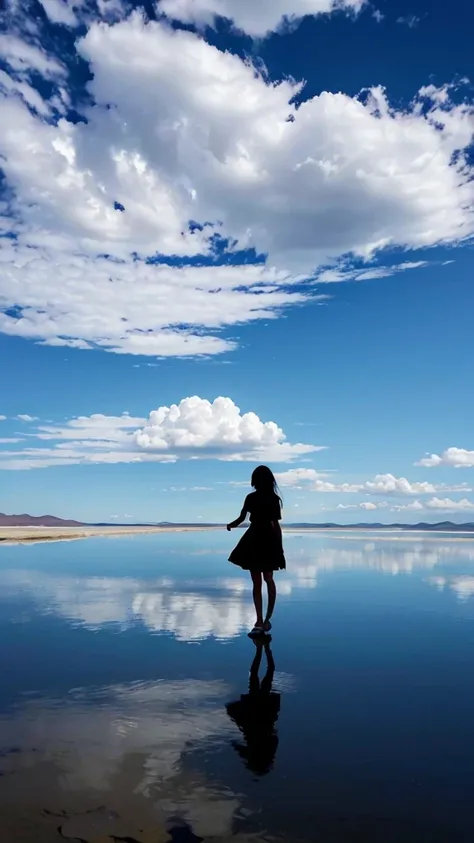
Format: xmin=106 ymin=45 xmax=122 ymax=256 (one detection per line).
xmin=0 ymin=525 xmax=221 ymax=545
xmin=1 ymin=525 xmax=474 ymax=545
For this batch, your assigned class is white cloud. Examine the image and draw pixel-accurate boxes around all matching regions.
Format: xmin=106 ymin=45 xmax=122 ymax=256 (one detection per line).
xmin=134 ymin=396 xmax=319 ymax=461
xmin=416 ymin=448 xmax=474 ymax=469
xmin=274 ymin=470 xmax=471 ymax=496
xmin=397 ymin=14 xmax=421 ymax=28
xmin=38 ymin=0 xmax=79 ymax=26
xmin=336 ymin=501 xmax=387 ymax=511
xmin=274 ymin=467 xmax=330 ymax=486
xmin=159 ymin=0 xmax=366 ymax=37
xmin=361 ymin=473 xmax=471 ymax=496
xmin=1 ymin=16 xmax=474 ymax=357
xmin=394 ymin=497 xmax=474 ymax=513
xmin=76 ymin=20 xmax=474 ymax=268
xmin=33 ymin=412 xmax=148 ymax=440
xmin=0 ymin=398 xmax=320 ymax=469
xmin=426 ymin=497 xmax=474 ymax=512
xmin=419 ymin=84 xmax=452 ymax=106
xmin=334 ymin=496 xmax=474 ymax=514
xmin=96 ymin=0 xmax=130 ymax=20
xmin=16 ymin=413 xmax=38 ymax=422
xmin=315 ymin=260 xmax=428 ymax=284
xmin=0 ymin=68 xmax=51 ymax=117
xmin=0 ymin=415 xmax=6 ymax=421
xmin=162 ymin=485 xmax=214 ymax=491
xmin=0 ymin=33 xmax=65 ymax=77
xmin=0 ymin=250 xmax=305 ymax=356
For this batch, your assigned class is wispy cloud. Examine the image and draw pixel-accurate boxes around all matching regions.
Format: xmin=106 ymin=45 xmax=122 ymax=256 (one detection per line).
xmin=397 ymin=14 xmax=421 ymax=28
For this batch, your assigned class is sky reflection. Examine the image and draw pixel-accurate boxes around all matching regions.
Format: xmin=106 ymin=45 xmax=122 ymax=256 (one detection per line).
xmin=2 ymin=534 xmax=474 ymax=638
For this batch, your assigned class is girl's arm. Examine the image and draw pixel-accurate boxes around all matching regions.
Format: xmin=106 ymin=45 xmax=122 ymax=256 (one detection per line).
xmin=270 ymin=499 xmax=283 ymax=538
xmin=227 ymin=500 xmax=248 ymax=531
xmin=271 ymin=520 xmax=282 ymax=535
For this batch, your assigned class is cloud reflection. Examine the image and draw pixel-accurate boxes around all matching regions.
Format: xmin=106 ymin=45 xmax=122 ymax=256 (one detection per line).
xmin=0 ymin=677 xmax=247 ymax=839
xmin=0 ymin=569 xmax=256 ymax=640
xmin=1 ymin=537 xmax=474 ymax=637
xmin=286 ymin=536 xmax=474 ymax=585
xmin=426 ymin=575 xmax=474 ymax=602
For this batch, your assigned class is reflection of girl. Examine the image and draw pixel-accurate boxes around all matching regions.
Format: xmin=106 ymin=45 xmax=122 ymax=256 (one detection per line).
xmin=226 ymin=640 xmax=280 ymax=777
xmin=227 ymin=465 xmax=286 ymax=637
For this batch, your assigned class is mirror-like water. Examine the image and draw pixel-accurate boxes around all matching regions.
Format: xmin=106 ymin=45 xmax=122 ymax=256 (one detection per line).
xmin=2 ymin=530 xmax=474 ymax=842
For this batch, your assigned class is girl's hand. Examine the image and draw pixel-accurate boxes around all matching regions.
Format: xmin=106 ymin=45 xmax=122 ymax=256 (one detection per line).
xmin=226 ymin=524 xmax=232 ymax=531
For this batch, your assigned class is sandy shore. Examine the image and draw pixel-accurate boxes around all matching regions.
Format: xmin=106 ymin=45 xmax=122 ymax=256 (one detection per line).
xmin=0 ymin=525 xmax=220 ymax=544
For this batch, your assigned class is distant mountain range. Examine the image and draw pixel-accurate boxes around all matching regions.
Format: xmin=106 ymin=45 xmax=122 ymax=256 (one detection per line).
xmin=0 ymin=512 xmax=84 ymax=527
xmin=286 ymin=521 xmax=474 ymax=532
xmin=1 ymin=513 xmax=474 ymax=531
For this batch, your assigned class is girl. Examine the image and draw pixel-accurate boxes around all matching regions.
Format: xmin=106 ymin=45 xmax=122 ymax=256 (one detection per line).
xmin=227 ymin=465 xmax=286 ymax=637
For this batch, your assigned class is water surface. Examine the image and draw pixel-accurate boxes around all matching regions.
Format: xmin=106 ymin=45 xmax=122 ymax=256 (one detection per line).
xmin=2 ymin=530 xmax=474 ymax=841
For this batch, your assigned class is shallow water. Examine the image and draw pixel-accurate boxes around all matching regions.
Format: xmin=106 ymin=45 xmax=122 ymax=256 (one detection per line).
xmin=2 ymin=530 xmax=474 ymax=841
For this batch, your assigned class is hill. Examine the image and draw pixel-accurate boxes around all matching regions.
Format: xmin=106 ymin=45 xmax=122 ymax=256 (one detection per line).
xmin=0 ymin=513 xmax=85 ymax=528
xmin=287 ymin=521 xmax=474 ymax=531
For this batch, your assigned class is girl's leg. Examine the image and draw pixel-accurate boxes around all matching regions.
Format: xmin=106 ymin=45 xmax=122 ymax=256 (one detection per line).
xmin=249 ymin=641 xmax=263 ymax=693
xmin=261 ymin=642 xmax=275 ymax=693
xmin=263 ymin=572 xmax=276 ymax=626
xmin=250 ymin=571 xmax=264 ymax=626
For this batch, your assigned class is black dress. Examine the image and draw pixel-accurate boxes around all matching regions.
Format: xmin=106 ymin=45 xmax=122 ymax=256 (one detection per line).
xmin=228 ymin=491 xmax=286 ymax=572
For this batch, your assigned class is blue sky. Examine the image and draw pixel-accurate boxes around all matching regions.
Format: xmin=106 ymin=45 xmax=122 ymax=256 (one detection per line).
xmin=1 ymin=0 xmax=474 ymax=523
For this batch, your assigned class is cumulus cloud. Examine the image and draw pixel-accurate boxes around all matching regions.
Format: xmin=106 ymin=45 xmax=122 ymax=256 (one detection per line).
xmin=0 ymin=415 xmax=6 ymax=421
xmin=134 ymin=397 xmax=320 ymax=461
xmin=274 ymin=468 xmax=331 ymax=486
xmin=16 ymin=413 xmax=38 ymax=422
xmin=74 ymin=20 xmax=474 ymax=269
xmin=274 ymin=469 xmax=471 ymax=496
xmin=330 ymin=497 xmax=474 ymax=515
xmin=159 ymin=0 xmax=366 ymax=37
xmin=0 ymin=397 xmax=320 ymax=469
xmin=0 ymin=15 xmax=474 ymax=357
xmin=360 ymin=473 xmax=471 ymax=496
xmin=416 ymin=448 xmax=474 ymax=469
xmin=393 ymin=497 xmax=474 ymax=513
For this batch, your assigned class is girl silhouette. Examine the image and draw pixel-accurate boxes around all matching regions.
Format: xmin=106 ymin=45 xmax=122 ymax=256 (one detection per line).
xmin=226 ymin=639 xmax=280 ymax=776
xmin=227 ymin=465 xmax=286 ymax=637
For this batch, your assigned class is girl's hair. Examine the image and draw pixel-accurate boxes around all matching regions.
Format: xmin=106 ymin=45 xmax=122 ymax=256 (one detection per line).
xmin=251 ymin=465 xmax=282 ymax=503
